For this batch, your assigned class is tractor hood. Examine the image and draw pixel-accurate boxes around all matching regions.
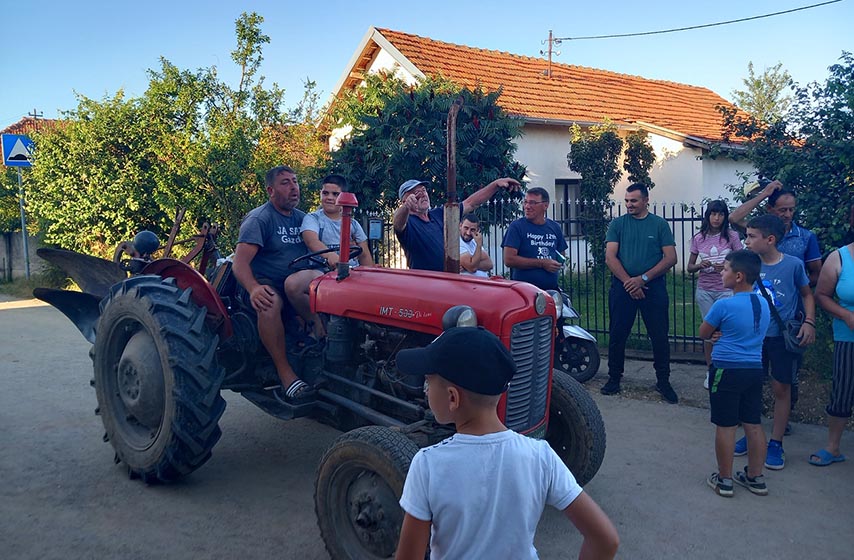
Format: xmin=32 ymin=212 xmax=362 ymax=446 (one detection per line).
xmin=311 ymin=267 xmax=554 ymax=339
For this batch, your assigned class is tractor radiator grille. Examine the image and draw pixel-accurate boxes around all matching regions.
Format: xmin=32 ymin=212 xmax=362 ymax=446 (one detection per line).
xmin=504 ymin=317 xmax=552 ymax=432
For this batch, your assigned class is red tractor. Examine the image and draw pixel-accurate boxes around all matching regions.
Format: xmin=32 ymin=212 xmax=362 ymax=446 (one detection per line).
xmin=35 ymin=194 xmax=605 ymax=559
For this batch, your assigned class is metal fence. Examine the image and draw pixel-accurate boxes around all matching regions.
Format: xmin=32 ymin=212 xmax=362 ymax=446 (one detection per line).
xmin=362 ymin=199 xmax=706 ymax=354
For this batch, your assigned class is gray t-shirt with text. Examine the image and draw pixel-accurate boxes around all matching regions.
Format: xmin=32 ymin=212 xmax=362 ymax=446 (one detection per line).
xmin=237 ymin=202 xmax=307 ymax=288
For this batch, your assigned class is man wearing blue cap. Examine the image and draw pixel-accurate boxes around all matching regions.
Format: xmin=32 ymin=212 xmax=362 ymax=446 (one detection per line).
xmin=393 ymin=177 xmax=520 ymax=271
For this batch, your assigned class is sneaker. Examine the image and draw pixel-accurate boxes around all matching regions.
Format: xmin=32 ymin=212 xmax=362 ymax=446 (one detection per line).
xmin=734 ymin=467 xmax=768 ymax=496
xmin=655 ymin=382 xmax=679 ymax=404
xmin=734 ymin=436 xmax=748 ymax=457
xmin=600 ymin=378 xmax=621 ymax=395
xmin=707 ymin=472 xmax=734 ymax=497
xmin=703 ymin=372 xmax=710 ymax=390
xmin=765 ymin=440 xmax=785 ymax=470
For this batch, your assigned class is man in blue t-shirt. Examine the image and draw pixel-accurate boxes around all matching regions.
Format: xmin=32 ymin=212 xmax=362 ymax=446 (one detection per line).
xmin=393 ymin=177 xmax=520 ymax=271
xmin=730 ymin=181 xmax=821 ymax=285
xmin=501 ymin=187 xmax=567 ymax=290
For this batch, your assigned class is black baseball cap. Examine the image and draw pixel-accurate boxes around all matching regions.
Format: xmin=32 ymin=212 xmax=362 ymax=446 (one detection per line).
xmin=396 ymin=327 xmax=517 ymax=395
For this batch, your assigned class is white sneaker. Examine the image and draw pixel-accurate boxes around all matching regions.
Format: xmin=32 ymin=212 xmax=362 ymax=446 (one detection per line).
xmin=703 ymin=372 xmax=710 ymax=390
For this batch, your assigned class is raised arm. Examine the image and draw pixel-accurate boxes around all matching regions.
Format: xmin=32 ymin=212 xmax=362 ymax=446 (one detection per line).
xmin=393 ymin=200 xmax=413 ymax=233
xmin=730 ymin=180 xmax=782 ymax=228
xmin=461 ymin=177 xmax=520 ymax=214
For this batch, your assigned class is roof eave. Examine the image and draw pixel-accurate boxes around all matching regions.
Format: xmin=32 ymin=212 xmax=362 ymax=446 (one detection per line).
xmin=634 ymin=121 xmax=745 ymax=152
xmin=522 ymin=116 xmax=637 ymax=130
xmin=321 ymin=27 xmax=427 ymax=126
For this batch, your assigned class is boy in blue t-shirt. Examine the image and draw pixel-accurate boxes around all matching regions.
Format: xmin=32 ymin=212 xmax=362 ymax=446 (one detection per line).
xmin=700 ymin=250 xmax=771 ymax=497
xmin=739 ymin=215 xmax=816 ymax=470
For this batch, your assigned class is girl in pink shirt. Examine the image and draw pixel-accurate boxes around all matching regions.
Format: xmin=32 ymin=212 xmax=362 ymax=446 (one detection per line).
xmin=688 ymin=200 xmax=743 ymax=375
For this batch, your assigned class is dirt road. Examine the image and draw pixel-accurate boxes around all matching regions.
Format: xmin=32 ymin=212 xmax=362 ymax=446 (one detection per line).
xmin=1 ymin=300 xmax=852 ymax=559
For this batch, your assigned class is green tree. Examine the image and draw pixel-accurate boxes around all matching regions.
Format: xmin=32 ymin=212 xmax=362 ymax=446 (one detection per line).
xmin=718 ymin=52 xmax=854 ymax=251
xmin=27 ymin=12 xmax=326 ymax=256
xmin=568 ymin=122 xmax=623 ymax=270
xmin=1 ymin=169 xmax=22 ymax=232
xmin=325 ymin=75 xmax=526 ymax=219
xmin=731 ymin=61 xmax=792 ymax=123
xmin=623 ymin=130 xmax=655 ymax=190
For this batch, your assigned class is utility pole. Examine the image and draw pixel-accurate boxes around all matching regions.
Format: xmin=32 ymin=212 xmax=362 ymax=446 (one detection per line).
xmin=27 ymin=108 xmax=43 ymax=131
xmin=540 ymin=31 xmax=562 ymax=78
xmin=19 ymin=108 xmax=41 ymax=279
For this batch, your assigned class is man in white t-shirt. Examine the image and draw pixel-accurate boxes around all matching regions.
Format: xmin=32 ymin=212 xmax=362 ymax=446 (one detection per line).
xmin=459 ymin=214 xmax=492 ymax=278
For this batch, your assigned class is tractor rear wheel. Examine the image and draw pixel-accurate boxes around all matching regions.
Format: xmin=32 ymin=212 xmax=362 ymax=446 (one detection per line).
xmin=93 ymin=275 xmax=226 ymax=482
xmin=546 ymin=370 xmax=606 ymax=486
xmin=315 ymin=426 xmax=419 ymax=559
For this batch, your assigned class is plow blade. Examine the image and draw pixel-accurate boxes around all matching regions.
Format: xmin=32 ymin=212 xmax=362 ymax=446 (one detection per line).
xmin=32 ymin=288 xmax=101 ymax=344
xmin=36 ymin=247 xmax=126 ymax=300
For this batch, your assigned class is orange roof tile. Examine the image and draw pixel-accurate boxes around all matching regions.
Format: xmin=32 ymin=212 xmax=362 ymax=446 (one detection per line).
xmin=371 ymin=28 xmax=743 ymax=143
xmin=1 ymin=117 xmax=61 ymax=136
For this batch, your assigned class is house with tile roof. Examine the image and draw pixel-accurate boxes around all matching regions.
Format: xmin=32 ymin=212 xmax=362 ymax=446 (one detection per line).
xmin=328 ymin=27 xmax=755 ymax=212
xmin=1 ymin=117 xmax=61 ymax=136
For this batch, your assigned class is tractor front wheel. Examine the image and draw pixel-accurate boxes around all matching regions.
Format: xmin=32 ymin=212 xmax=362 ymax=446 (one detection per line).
xmin=93 ymin=275 xmax=226 ymax=482
xmin=315 ymin=426 xmax=419 ymax=559
xmin=546 ymin=370 xmax=606 ymax=486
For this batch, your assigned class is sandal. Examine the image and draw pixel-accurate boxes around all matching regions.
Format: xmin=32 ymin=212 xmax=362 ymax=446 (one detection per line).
xmin=273 ymin=379 xmax=315 ymax=404
xmin=808 ymin=449 xmax=846 ymax=466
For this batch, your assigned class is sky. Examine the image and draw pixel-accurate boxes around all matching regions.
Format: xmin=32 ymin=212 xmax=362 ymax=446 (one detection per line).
xmin=1 ymin=0 xmax=851 ymax=127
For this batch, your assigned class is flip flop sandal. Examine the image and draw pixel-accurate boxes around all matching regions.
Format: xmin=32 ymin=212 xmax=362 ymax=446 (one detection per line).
xmin=808 ymin=449 xmax=846 ymax=466
xmin=273 ymin=379 xmax=315 ymax=404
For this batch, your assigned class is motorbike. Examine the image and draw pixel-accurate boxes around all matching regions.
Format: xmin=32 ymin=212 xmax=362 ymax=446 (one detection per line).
xmin=548 ymin=290 xmax=601 ymax=383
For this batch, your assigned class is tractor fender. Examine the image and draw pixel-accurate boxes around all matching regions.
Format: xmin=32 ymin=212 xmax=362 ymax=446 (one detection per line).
xmin=142 ymin=258 xmax=233 ymax=340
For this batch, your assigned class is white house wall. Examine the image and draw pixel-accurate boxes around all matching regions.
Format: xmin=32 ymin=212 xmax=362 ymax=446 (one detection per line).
xmin=515 ymin=123 xmax=579 ymax=191
xmin=701 ymin=157 xmax=755 ymax=205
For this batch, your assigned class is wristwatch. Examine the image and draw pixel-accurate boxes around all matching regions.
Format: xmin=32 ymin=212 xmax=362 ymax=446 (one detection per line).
xmin=641 ymin=274 xmax=649 ymax=283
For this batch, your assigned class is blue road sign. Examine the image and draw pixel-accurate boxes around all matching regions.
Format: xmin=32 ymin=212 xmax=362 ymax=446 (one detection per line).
xmin=2 ymin=134 xmax=34 ymax=167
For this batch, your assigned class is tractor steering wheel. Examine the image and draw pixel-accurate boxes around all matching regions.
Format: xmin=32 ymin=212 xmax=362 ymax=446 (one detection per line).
xmin=289 ymin=245 xmax=363 ymax=270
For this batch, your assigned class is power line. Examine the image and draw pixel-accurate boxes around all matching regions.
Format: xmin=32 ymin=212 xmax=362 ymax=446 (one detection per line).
xmin=555 ymin=0 xmax=842 ymax=41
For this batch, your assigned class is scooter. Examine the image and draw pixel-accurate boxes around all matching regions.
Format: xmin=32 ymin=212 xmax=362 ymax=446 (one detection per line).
xmin=548 ymin=290 xmax=601 ymax=383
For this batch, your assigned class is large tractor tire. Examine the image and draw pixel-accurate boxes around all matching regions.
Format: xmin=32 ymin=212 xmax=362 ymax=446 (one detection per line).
xmin=92 ymin=275 xmax=226 ymax=483
xmin=546 ymin=370 xmax=606 ymax=486
xmin=315 ymin=426 xmax=420 ymax=560
xmin=556 ymin=337 xmax=601 ymax=384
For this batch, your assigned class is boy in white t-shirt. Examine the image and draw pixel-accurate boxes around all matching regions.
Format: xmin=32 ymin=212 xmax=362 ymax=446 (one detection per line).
xmin=394 ymin=327 xmax=618 ymax=560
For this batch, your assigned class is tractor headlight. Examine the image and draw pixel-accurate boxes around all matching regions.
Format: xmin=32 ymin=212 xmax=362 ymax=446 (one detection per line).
xmin=547 ymin=290 xmax=563 ymax=316
xmin=442 ymin=305 xmax=478 ymax=329
xmin=534 ymin=291 xmax=547 ymax=315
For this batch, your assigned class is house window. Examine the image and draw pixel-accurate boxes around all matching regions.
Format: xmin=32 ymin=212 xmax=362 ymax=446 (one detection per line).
xmin=556 ymin=179 xmax=581 ymax=237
